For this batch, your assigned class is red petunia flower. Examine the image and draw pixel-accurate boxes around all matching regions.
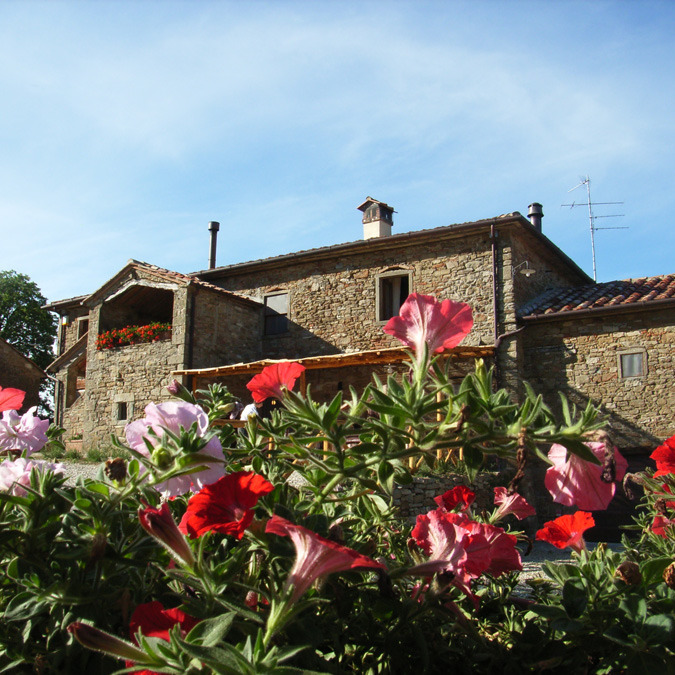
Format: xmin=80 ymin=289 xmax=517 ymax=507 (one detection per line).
xmin=246 ymin=362 xmax=306 ymax=403
xmin=383 ymin=293 xmax=473 ymax=360
xmin=434 ymin=485 xmax=476 ymax=512
xmin=536 ymin=511 xmax=595 ymax=553
xmin=179 ymin=471 xmax=274 ymax=539
xmin=265 ymin=515 xmax=385 ymax=603
xmin=0 ymin=387 xmax=25 ymax=412
xmin=545 ymin=442 xmax=628 ymax=511
xmin=127 ymin=601 xmax=200 ymax=675
xmin=493 ymin=486 xmax=536 ymax=522
xmin=651 ymin=434 xmax=675 ymax=478
xmin=652 ymin=515 xmax=675 ymax=538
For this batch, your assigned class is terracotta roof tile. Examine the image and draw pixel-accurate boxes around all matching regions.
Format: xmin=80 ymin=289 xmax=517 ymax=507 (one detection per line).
xmin=520 ymin=274 xmax=675 ymax=318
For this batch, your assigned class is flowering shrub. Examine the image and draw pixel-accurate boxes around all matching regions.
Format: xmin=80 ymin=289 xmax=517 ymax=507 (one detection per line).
xmin=1 ymin=295 xmax=674 ymax=673
xmin=95 ymin=322 xmax=171 ymax=350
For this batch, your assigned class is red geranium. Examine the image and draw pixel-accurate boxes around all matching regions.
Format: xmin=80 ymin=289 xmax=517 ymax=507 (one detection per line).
xmin=383 ymin=293 xmax=473 ymax=361
xmin=651 ymin=434 xmax=675 ymax=478
xmin=246 ymin=362 xmax=306 ymax=403
xmin=0 ymin=386 xmax=25 ymax=412
xmin=536 ymin=511 xmax=595 ymax=553
xmin=179 ymin=471 xmax=275 ymax=539
xmin=434 ymin=485 xmax=476 ymax=512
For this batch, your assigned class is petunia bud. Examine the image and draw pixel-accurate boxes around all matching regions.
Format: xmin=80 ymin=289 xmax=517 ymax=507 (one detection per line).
xmin=139 ymin=503 xmax=195 ymax=568
xmin=615 ymin=561 xmax=642 ymax=585
xmin=663 ymin=562 xmax=675 ymax=589
xmin=151 ymin=445 xmax=172 ymax=468
xmin=67 ymin=622 xmax=148 ymax=662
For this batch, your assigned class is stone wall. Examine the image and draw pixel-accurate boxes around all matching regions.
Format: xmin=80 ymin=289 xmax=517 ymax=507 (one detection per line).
xmin=522 ymin=306 xmax=675 ymax=448
xmin=393 ymin=473 xmax=503 ymax=520
xmin=191 ymin=288 xmax=261 ymax=368
xmin=213 ymin=233 xmax=500 ymax=358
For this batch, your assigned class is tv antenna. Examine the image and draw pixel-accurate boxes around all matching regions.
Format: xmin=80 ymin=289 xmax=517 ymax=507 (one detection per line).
xmin=562 ymin=176 xmax=626 ymax=282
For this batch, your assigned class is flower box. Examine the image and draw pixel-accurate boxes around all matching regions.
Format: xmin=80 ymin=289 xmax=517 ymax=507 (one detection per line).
xmin=96 ymin=323 xmax=172 ymax=350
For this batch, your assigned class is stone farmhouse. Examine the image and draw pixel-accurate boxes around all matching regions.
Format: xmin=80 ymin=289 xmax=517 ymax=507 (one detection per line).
xmin=45 ymin=199 xmax=674 ymax=464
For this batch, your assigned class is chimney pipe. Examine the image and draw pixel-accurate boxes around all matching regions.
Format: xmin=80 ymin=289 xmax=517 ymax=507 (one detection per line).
xmin=208 ymin=221 xmax=220 ymax=269
xmin=527 ymin=203 xmax=543 ymax=232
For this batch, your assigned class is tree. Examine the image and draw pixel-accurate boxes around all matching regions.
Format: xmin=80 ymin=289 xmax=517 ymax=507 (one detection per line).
xmin=0 ymin=270 xmax=57 ymax=370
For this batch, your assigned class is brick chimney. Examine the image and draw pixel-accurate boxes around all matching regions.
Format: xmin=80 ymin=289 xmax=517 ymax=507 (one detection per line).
xmin=358 ymin=197 xmax=394 ymax=239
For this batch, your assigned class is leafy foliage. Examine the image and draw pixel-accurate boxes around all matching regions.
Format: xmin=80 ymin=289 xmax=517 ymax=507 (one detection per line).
xmin=0 ymin=356 xmax=673 ymax=674
xmin=0 ymin=270 xmax=56 ymax=370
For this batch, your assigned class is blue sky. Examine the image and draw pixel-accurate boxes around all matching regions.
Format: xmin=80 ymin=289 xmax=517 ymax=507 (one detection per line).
xmin=2 ymin=0 xmax=674 ymax=303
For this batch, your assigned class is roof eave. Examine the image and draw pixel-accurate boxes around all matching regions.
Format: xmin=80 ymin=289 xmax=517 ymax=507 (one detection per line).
xmin=520 ymin=297 xmax=675 ymax=323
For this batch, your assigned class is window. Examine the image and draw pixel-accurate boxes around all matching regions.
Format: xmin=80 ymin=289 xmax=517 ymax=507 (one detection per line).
xmin=377 ymin=272 xmax=410 ymax=322
xmin=117 ymin=402 xmax=128 ymax=421
xmin=618 ymin=350 xmax=646 ymax=379
xmin=264 ymin=292 xmax=289 ymax=336
xmin=77 ymin=318 xmax=89 ymax=340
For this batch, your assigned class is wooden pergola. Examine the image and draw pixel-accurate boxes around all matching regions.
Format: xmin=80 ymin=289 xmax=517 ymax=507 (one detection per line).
xmin=173 ymin=345 xmax=494 ymax=466
xmin=173 ymin=345 xmax=493 ymax=395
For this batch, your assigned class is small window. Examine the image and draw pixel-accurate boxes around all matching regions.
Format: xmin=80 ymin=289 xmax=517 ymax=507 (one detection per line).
xmin=377 ymin=273 xmax=410 ymax=321
xmin=117 ymin=402 xmax=128 ymax=421
xmin=619 ymin=350 xmax=646 ymax=379
xmin=264 ymin=292 xmax=289 ymax=336
xmin=77 ymin=318 xmax=89 ymax=340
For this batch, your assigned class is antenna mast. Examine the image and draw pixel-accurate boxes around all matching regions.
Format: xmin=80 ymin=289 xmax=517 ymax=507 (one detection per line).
xmin=562 ymin=175 xmax=626 ymax=281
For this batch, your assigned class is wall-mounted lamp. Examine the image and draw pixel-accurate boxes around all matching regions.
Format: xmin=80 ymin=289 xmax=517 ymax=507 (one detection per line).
xmin=513 ymin=261 xmax=537 ymax=278
xmin=61 ymin=316 xmax=70 ymax=326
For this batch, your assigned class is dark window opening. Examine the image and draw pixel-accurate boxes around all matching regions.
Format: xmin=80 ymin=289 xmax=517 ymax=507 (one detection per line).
xmin=77 ymin=318 xmax=89 ymax=340
xmin=379 ymin=274 xmax=410 ymax=321
xmin=117 ymin=402 xmax=128 ymax=421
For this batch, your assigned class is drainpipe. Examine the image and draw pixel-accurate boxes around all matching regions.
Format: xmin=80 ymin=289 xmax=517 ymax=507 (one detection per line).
xmin=491 ymin=222 xmax=499 ymax=347
xmin=186 ymin=288 xmax=197 ymax=392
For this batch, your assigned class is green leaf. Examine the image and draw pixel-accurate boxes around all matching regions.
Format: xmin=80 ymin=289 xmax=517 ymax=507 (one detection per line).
xmin=562 ymin=579 xmax=587 ymax=618
xmin=641 ymin=556 xmax=673 ymax=585
xmin=185 ymin=612 xmax=236 ymax=647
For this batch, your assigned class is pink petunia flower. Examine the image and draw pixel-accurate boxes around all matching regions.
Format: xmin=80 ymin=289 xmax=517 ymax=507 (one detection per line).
xmin=383 ymin=293 xmax=473 ymax=360
xmin=179 ymin=471 xmax=274 ymax=539
xmin=0 ymin=407 xmax=50 ymax=456
xmin=409 ymin=509 xmax=472 ymax=577
xmin=651 ymin=434 xmax=675 ymax=478
xmin=125 ymin=401 xmax=225 ymax=498
xmin=0 ymin=386 xmax=25 ymax=412
xmin=265 ymin=515 xmax=385 ymax=603
xmin=0 ymin=457 xmax=65 ymax=495
xmin=246 ymin=362 xmax=306 ymax=403
xmin=545 ymin=442 xmax=628 ymax=511
xmin=536 ymin=511 xmax=595 ymax=553
xmin=434 ymin=485 xmax=476 ymax=513
xmin=492 ymin=486 xmax=536 ymax=522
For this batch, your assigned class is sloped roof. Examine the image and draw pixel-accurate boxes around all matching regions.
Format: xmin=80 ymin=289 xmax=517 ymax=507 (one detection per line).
xmin=0 ymin=337 xmax=46 ymax=378
xmin=46 ymin=334 xmax=87 ymax=373
xmin=520 ymin=274 xmax=675 ymax=320
xmin=82 ymin=260 xmax=260 ymax=308
xmin=194 ymin=211 xmax=591 ymax=284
